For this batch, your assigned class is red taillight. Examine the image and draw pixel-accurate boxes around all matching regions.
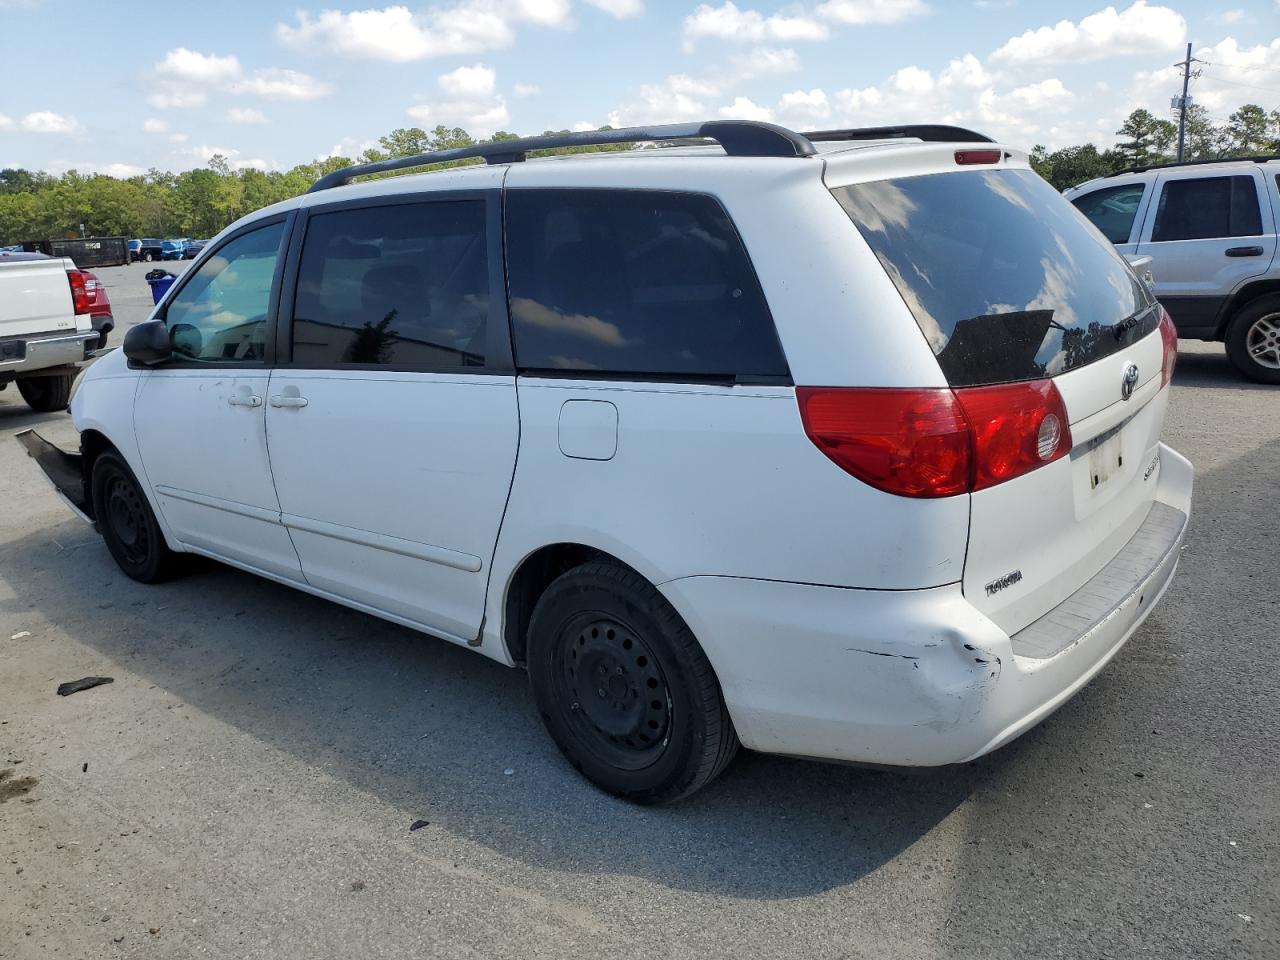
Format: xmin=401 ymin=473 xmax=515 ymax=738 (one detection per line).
xmin=955 ymin=149 xmax=1001 ymax=165
xmin=952 ymin=380 xmax=1072 ymax=491
xmin=797 ymin=381 xmax=1072 ymax=498
xmin=1158 ymin=304 xmax=1178 ymax=387
xmin=67 ymin=269 xmax=92 ymax=314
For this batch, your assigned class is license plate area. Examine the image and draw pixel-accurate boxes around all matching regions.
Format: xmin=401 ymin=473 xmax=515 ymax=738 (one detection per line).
xmin=1076 ymin=417 xmax=1128 ymax=493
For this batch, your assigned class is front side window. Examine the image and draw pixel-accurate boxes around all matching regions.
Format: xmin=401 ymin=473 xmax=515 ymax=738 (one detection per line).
xmin=505 ymin=189 xmax=788 ymax=379
xmin=1071 ymin=183 xmax=1145 ymax=244
xmin=1151 ymin=175 xmax=1262 ymax=242
xmin=164 ymin=221 xmax=284 ymax=363
xmin=290 ymin=200 xmax=490 ymax=370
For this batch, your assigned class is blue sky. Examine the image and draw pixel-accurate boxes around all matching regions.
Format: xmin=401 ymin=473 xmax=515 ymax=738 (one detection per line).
xmin=1 ymin=0 xmax=1277 ymax=175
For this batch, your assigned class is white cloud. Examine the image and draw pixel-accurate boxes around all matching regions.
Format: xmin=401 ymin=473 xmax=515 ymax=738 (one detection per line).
xmin=142 ymin=117 xmax=169 ymax=134
xmin=168 ymin=132 xmax=189 ymax=143
xmin=408 ymin=62 xmax=510 ymax=136
xmin=991 ymin=2 xmax=1185 ymax=65
xmin=608 ymin=74 xmax=715 ymax=126
xmin=1006 ymin=77 xmax=1073 ymax=110
xmin=0 ymin=114 xmax=15 ymax=130
xmin=226 ymin=107 xmax=268 ymax=124
xmin=321 ymin=136 xmax=380 ymax=160
xmin=154 ymin=47 xmax=243 ymax=84
xmin=939 ymin=53 xmax=992 ymax=90
xmin=729 ymin=46 xmax=801 ymax=80
xmin=232 ymin=68 xmax=332 ymax=101
xmin=572 ymin=120 xmax=597 ymax=132
xmin=185 ymin=144 xmax=240 ymax=164
xmin=584 ymin=0 xmax=643 ymax=17
xmin=514 ymin=82 xmax=540 ymax=97
xmin=682 ymin=2 xmax=828 ymax=50
xmin=816 ymin=0 xmax=927 ymax=25
xmin=20 ymin=111 xmax=79 ymax=134
xmin=276 ymin=1 xmax=571 ymax=62
xmin=776 ymin=88 xmax=832 ymax=125
xmin=101 ymin=163 xmax=145 ymax=179
xmin=1217 ymin=9 xmax=1245 ymax=24
xmin=1131 ymin=35 xmax=1280 ymax=120
xmin=148 ymin=90 xmax=208 ymax=109
xmin=718 ymin=96 xmax=773 ymax=121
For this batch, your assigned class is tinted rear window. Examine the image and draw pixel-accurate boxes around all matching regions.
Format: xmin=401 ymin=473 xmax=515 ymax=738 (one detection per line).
xmin=505 ymin=189 xmax=788 ymax=380
xmin=1151 ymin=175 xmax=1261 ymax=241
xmin=832 ymin=168 xmax=1154 ymax=387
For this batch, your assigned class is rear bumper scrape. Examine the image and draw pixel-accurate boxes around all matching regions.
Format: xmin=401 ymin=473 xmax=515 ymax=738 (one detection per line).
xmin=15 ymin=430 xmax=95 ymax=524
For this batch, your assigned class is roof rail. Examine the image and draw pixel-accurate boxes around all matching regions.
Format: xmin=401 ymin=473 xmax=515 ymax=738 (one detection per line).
xmin=308 ymin=120 xmax=818 ymax=192
xmin=1114 ymin=154 xmax=1280 ymax=176
xmin=803 ymin=124 xmax=994 ymax=144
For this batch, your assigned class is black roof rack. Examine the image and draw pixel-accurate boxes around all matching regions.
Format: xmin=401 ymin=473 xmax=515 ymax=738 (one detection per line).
xmin=308 ymin=120 xmax=817 ymax=192
xmin=1114 ymin=154 xmax=1280 ymax=176
xmin=803 ymin=124 xmax=994 ymax=144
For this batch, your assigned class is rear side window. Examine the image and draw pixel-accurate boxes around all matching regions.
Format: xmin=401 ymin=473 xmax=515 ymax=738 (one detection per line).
xmin=291 ymin=200 xmax=489 ymax=369
xmin=832 ymin=168 xmax=1154 ymax=387
xmin=505 ymin=189 xmax=788 ymax=380
xmin=1151 ymin=175 xmax=1262 ymax=242
xmin=1070 ymin=183 xmax=1145 ymax=244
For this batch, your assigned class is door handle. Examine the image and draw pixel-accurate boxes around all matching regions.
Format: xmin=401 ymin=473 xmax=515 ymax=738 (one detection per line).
xmin=1225 ymin=246 xmax=1264 ymax=257
xmin=269 ymin=395 xmax=309 ymax=409
xmin=227 ymin=395 xmax=263 ymax=408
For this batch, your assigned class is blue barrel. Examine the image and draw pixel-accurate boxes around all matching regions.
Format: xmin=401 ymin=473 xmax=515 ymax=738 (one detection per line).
xmin=145 ymin=272 xmax=176 ymax=304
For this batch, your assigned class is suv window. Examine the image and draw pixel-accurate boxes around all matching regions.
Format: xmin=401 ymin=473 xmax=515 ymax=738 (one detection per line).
xmin=832 ymin=169 xmax=1153 ymax=387
xmin=1071 ymin=183 xmax=1144 ymax=244
xmin=1151 ymin=175 xmax=1262 ymax=242
xmin=291 ymin=200 xmax=489 ymax=369
xmin=505 ymin=189 xmax=788 ymax=379
xmin=164 ymin=220 xmax=284 ymax=363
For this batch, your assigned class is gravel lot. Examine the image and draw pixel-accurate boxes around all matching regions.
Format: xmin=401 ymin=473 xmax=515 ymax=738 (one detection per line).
xmin=1 ymin=301 xmax=1276 ymax=958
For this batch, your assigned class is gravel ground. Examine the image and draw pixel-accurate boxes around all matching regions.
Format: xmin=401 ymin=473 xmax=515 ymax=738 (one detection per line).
xmin=0 ymin=336 xmax=1276 ymax=960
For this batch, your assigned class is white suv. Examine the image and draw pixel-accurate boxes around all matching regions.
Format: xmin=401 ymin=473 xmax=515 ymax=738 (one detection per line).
xmin=1066 ymin=157 xmax=1280 ymax=383
xmin=20 ymin=121 xmax=1193 ymax=803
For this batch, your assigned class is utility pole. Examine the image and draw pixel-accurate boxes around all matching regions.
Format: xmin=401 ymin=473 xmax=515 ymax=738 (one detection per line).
xmin=1173 ymin=42 xmax=1203 ymax=163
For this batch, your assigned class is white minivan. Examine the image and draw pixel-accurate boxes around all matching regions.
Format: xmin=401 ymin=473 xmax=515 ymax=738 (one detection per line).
xmin=21 ymin=122 xmax=1192 ymax=803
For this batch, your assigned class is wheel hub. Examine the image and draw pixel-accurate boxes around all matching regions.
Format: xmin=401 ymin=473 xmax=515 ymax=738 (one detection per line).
xmin=106 ymin=476 xmax=148 ymax=563
xmin=1246 ymin=313 xmax=1280 ymax=370
xmin=558 ymin=617 xmax=671 ymax=767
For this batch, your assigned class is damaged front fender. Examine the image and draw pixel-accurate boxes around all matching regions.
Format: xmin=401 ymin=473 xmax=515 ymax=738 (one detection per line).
xmin=15 ymin=429 xmax=95 ymax=525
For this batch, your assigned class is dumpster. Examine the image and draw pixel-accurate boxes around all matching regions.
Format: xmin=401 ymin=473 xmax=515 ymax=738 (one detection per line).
xmin=145 ymin=269 xmax=177 ymax=304
xmin=22 ymin=237 xmax=129 ymax=268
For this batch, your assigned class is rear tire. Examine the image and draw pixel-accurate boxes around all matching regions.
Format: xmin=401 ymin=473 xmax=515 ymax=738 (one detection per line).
xmin=17 ymin=373 xmax=74 ymax=412
xmin=1225 ymin=295 xmax=1280 ymax=385
xmin=91 ymin=450 xmax=182 ymax=583
xmin=142 ymin=252 xmax=154 ymax=263
xmin=527 ymin=561 xmax=739 ymax=804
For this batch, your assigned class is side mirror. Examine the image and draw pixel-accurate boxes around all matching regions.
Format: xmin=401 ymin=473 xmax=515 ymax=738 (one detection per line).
xmin=122 ymin=320 xmax=172 ymax=366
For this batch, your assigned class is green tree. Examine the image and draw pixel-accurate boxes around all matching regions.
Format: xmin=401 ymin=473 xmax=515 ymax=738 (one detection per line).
xmin=1223 ymin=104 xmax=1273 ymax=156
xmin=1115 ymin=109 xmax=1177 ymax=167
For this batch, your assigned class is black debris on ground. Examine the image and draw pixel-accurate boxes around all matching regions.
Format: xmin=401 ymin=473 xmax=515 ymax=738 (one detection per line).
xmin=56 ymin=677 xmax=113 ymax=697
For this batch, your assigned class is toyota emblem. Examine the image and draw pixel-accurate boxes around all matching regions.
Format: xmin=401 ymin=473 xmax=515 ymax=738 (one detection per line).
xmin=1121 ymin=363 xmax=1140 ymax=400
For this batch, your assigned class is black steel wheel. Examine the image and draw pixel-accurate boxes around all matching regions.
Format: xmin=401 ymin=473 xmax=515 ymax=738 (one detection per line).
xmin=16 ymin=373 xmax=73 ymax=412
xmin=527 ymin=561 xmax=738 ymax=803
xmin=91 ymin=450 xmax=182 ymax=583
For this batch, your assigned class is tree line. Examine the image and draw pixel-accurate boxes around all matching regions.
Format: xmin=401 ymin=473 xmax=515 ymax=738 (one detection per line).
xmin=2 ymin=105 xmax=1278 ymax=244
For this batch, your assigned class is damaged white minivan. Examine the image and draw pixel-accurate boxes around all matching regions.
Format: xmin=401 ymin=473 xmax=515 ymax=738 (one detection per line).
xmin=20 ymin=121 xmax=1193 ymax=803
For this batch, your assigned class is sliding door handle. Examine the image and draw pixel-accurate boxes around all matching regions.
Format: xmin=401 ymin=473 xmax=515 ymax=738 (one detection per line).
xmin=1225 ymin=246 xmax=1264 ymax=257
xmin=269 ymin=395 xmax=309 ymax=409
xmin=227 ymin=395 xmax=262 ymax=408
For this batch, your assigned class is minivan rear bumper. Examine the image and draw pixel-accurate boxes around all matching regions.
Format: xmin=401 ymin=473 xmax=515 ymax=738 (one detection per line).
xmin=660 ymin=442 xmax=1193 ymax=767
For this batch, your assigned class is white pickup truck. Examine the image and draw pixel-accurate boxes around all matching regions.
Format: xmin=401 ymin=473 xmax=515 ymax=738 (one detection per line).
xmin=0 ymin=253 xmax=101 ymax=411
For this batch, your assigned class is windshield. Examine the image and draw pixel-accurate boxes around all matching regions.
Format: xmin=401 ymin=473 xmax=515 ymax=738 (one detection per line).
xmin=831 ymin=168 xmax=1155 ymax=386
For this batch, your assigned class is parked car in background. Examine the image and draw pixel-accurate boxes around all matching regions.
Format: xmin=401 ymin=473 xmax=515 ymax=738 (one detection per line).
xmin=138 ymin=238 xmax=164 ymax=262
xmin=128 ymin=239 xmax=142 ymax=262
xmin=20 ymin=121 xmax=1192 ymax=803
xmin=181 ymin=239 xmax=208 ymax=259
xmin=1066 ymin=157 xmax=1280 ymax=383
xmin=160 ymin=240 xmax=184 ymax=261
xmin=0 ymin=250 xmax=99 ymax=410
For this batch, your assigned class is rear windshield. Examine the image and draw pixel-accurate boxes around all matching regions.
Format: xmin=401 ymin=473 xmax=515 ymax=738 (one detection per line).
xmin=832 ymin=168 xmax=1155 ymax=386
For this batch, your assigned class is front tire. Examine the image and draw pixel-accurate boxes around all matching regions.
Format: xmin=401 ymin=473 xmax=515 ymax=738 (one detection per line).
xmin=527 ymin=561 xmax=739 ymax=804
xmin=1225 ymin=295 xmax=1280 ymax=384
xmin=91 ymin=450 xmax=182 ymax=583
xmin=142 ymin=252 xmax=154 ymax=262
xmin=17 ymin=373 xmax=74 ymax=412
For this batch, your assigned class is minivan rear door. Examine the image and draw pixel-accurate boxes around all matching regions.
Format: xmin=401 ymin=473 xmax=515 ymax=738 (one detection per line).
xmin=829 ymin=162 xmax=1171 ymax=636
xmin=1134 ymin=168 xmax=1278 ymax=336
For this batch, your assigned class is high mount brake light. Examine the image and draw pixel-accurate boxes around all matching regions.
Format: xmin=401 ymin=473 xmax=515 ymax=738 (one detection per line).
xmin=66 ymin=269 xmax=92 ymax=315
xmin=1158 ymin=304 xmax=1178 ymax=387
xmin=955 ymin=149 xmax=1002 ymax=165
xmin=797 ymin=381 xmax=1073 ymax=498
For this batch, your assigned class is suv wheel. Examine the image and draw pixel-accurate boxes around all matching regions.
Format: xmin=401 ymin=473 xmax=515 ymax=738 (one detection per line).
xmin=16 ymin=373 xmax=74 ymax=412
xmin=527 ymin=561 xmax=739 ymax=803
xmin=142 ymin=252 xmax=154 ymax=262
xmin=1225 ymin=295 xmax=1280 ymax=384
xmin=91 ymin=450 xmax=182 ymax=583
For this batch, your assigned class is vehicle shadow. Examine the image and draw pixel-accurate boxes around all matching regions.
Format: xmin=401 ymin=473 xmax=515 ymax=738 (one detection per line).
xmin=0 ymin=522 xmax=987 ymax=900
xmin=1169 ymin=345 xmax=1272 ymax=391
